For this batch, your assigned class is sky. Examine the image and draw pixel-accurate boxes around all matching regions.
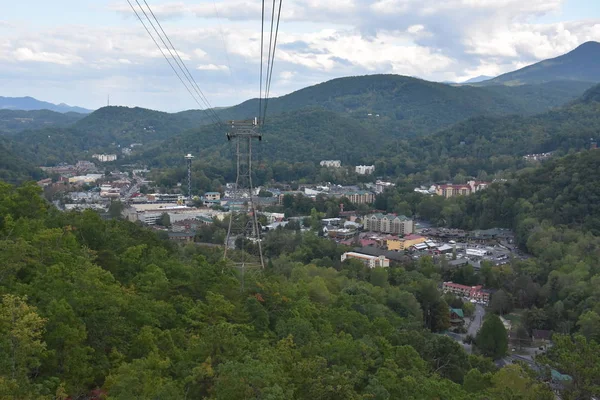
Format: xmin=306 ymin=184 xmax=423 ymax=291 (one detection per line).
xmin=1 ymin=0 xmax=599 ymax=112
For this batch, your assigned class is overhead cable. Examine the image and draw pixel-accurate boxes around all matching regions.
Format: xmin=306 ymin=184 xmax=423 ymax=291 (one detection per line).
xmin=141 ymin=0 xmax=222 ymax=125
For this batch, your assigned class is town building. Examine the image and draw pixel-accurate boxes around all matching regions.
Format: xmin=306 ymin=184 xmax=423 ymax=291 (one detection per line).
xmin=342 ymin=191 xmax=375 ymax=204
xmin=92 ymin=154 xmax=118 ymax=162
xmin=320 ymin=160 xmax=341 ymax=168
xmin=202 ymin=191 xmax=221 ymax=206
xmin=375 ymin=180 xmax=395 ymax=194
xmin=355 ymin=165 xmax=375 ymax=175
xmin=363 ymin=213 xmax=414 ymax=235
xmin=434 ymin=180 xmax=489 ymax=198
xmin=386 ymin=234 xmax=426 ymax=251
xmin=435 ymin=184 xmax=471 ymax=198
xmin=341 ymin=252 xmax=390 ymax=268
xmin=68 ymin=174 xmax=104 ymax=184
xmin=449 ymin=308 xmax=465 ymax=326
xmin=442 ymin=282 xmax=490 ymax=303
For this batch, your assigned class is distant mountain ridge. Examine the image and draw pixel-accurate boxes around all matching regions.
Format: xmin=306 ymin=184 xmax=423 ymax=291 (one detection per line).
xmin=0 ymin=96 xmax=92 ymax=114
xmin=478 ymin=41 xmax=600 ymax=86
xmin=461 ymin=75 xmax=494 ymax=84
xmin=0 ymin=109 xmax=85 ymax=134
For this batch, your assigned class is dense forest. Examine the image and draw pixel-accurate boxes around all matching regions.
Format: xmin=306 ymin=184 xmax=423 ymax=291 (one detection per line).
xmin=0 ymin=143 xmax=43 ymax=184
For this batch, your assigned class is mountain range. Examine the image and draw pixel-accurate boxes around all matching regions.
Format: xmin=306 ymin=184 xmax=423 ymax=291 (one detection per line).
xmin=1 ymin=41 xmax=600 ymax=182
xmin=477 ymin=41 xmax=600 ymax=86
xmin=0 ymin=96 xmax=92 ymax=114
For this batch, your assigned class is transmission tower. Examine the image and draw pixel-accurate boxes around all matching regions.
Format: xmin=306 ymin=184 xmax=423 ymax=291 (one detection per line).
xmin=224 ymin=118 xmax=265 ymax=271
xmin=185 ymin=153 xmax=194 ymax=200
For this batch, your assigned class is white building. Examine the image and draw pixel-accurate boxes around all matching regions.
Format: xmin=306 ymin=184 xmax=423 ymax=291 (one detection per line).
xmin=341 ymin=252 xmax=390 ymax=268
xmin=92 ymin=154 xmax=118 ymax=162
xmin=320 ymin=160 xmax=341 ymax=168
xmin=355 ymin=165 xmax=375 ymax=175
xmin=375 ymin=180 xmax=395 ymax=194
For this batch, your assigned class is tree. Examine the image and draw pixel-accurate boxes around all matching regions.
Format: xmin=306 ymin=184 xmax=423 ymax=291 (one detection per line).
xmin=475 ymin=314 xmax=508 ymax=359
xmin=462 ymin=301 xmax=475 ymax=318
xmin=489 ymin=289 xmax=512 ymax=315
xmin=0 ymin=295 xmax=47 ymax=396
xmin=158 ymin=212 xmax=171 ymax=227
xmin=108 ymin=200 xmax=124 ymax=219
xmin=370 ymin=267 xmax=389 ymax=288
xmin=489 ymin=364 xmax=554 ymax=400
xmin=430 ymin=300 xmax=451 ymax=332
xmin=540 ymin=334 xmax=600 ymax=399
xmin=576 ymin=310 xmax=600 ymax=342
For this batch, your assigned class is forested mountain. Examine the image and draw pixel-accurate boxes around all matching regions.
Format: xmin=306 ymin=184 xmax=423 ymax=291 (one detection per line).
xmin=0 ymin=96 xmax=92 ymax=113
xmin=208 ymin=75 xmax=592 ymax=137
xmin=0 ymin=109 xmax=85 ymax=134
xmin=72 ymin=106 xmax=207 ymax=145
xmin=371 ymin=83 xmax=600 ymax=180
xmin=0 ymin=142 xmax=43 ymax=183
xmin=479 ymin=41 xmax=600 ymax=86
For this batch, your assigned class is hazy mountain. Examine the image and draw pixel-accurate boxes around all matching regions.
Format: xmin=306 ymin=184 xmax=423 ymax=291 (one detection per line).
xmin=461 ymin=75 xmax=494 ymax=84
xmin=479 ymin=41 xmax=600 ymax=86
xmin=0 ymin=109 xmax=85 ymax=134
xmin=0 ymin=96 xmax=92 ymax=114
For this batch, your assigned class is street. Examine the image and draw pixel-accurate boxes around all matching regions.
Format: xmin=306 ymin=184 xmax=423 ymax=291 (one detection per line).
xmin=467 ymin=304 xmax=486 ymax=337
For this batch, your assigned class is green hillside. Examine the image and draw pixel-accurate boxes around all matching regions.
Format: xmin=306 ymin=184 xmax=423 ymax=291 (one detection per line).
xmin=72 ymin=106 xmax=206 ymax=145
xmin=0 ymin=141 xmax=43 ymax=183
xmin=0 ymin=109 xmax=84 ymax=134
xmin=479 ymin=41 xmax=600 ymax=86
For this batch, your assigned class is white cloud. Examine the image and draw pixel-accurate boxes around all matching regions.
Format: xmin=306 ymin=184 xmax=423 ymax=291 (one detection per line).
xmin=196 ymin=63 xmax=229 ymax=71
xmin=12 ymin=47 xmax=82 ymax=65
xmin=1 ymin=1 xmax=599 ymax=111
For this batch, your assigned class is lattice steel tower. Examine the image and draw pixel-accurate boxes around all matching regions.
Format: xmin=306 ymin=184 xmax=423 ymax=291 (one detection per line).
xmin=185 ymin=153 xmax=194 ymax=200
xmin=224 ymin=118 xmax=265 ymax=270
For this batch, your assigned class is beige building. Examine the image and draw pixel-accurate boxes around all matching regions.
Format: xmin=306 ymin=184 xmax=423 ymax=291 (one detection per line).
xmin=341 ymin=252 xmax=390 ymax=268
xmin=386 ymin=234 xmax=426 ymax=251
xmin=363 ymin=213 xmax=414 ymax=235
xmin=343 ymin=191 xmax=375 ymax=204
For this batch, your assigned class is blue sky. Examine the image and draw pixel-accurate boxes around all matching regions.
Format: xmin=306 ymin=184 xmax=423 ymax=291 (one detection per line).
xmin=1 ymin=0 xmax=599 ymax=112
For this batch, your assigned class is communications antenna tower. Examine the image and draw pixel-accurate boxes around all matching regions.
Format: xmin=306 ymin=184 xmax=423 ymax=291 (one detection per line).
xmin=224 ymin=118 xmax=265 ymax=271
xmin=185 ymin=153 xmax=194 ymax=200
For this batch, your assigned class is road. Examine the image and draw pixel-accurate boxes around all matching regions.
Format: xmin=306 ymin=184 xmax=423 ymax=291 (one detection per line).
xmin=444 ymin=303 xmax=485 ymax=354
xmin=467 ymin=304 xmax=486 ymax=337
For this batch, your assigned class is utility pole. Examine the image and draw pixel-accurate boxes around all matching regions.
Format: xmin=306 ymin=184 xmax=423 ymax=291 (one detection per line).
xmin=185 ymin=153 xmax=194 ymax=200
xmin=224 ymin=118 xmax=265 ymax=272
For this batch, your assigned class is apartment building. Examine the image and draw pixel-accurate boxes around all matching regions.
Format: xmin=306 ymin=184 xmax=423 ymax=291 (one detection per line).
xmin=341 ymin=252 xmax=390 ymax=268
xmin=342 ymin=191 xmax=375 ymax=204
xmin=363 ymin=213 xmax=414 ymax=235
xmin=355 ymin=165 xmax=375 ymax=175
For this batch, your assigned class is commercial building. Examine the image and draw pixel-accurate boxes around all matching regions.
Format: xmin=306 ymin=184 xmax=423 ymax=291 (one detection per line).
xmin=341 ymin=252 xmax=389 ymax=268
xmin=363 ymin=213 xmax=414 ymax=235
xmin=386 ymin=234 xmax=426 ymax=251
xmin=442 ymin=282 xmax=490 ymax=303
xmin=355 ymin=165 xmax=375 ymax=175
